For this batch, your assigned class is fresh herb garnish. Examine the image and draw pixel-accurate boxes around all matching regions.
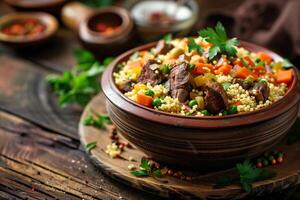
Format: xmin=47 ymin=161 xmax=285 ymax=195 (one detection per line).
xmin=282 ymin=58 xmax=294 ymax=69
xmin=81 ymin=0 xmax=115 ymax=7
xmin=163 ymin=33 xmax=172 ymax=43
xmin=199 ymin=22 xmax=239 ymax=60
xmin=287 ymin=118 xmax=300 ymax=144
xmin=83 ymin=113 xmax=112 ymax=129
xmin=161 ymin=64 xmax=170 ymax=74
xmin=85 ymin=141 xmax=97 ymax=152
xmin=47 ymin=48 xmax=114 ymax=107
xmin=131 ymin=158 xmax=163 ymax=178
xmin=215 ymin=159 xmax=276 ymax=192
xmin=188 ymin=38 xmax=203 ymax=55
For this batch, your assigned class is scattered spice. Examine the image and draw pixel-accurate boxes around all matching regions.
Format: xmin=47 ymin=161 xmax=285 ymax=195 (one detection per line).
xmin=255 ymin=150 xmax=284 ymax=168
xmin=128 ymin=164 xmax=136 ymax=170
xmin=105 ymin=142 xmax=121 ymax=158
xmin=1 ymin=19 xmax=46 ymax=37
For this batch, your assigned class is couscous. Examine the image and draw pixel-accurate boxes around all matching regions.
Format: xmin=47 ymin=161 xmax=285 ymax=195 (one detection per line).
xmin=113 ymin=22 xmax=294 ymax=116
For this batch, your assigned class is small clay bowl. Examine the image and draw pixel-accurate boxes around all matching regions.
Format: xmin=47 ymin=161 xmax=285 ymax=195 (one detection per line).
xmin=4 ymin=0 xmax=67 ymax=15
xmin=102 ymin=41 xmax=300 ymax=169
xmin=123 ymin=0 xmax=199 ymax=42
xmin=79 ymin=6 xmax=135 ymax=58
xmin=0 ymin=12 xmax=58 ymax=48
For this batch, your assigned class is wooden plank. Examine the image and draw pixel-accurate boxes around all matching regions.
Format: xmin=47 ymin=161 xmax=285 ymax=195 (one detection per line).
xmin=0 ymin=54 xmax=80 ymax=139
xmin=0 ymin=111 xmax=161 ymax=200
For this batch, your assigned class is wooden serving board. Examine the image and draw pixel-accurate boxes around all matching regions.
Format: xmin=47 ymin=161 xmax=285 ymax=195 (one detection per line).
xmin=79 ymin=93 xmax=300 ymax=200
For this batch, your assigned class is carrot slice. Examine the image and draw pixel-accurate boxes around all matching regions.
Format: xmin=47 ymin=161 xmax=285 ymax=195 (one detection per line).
xmin=193 ymin=63 xmax=214 ymax=75
xmin=257 ymin=52 xmax=273 ymax=65
xmin=136 ymin=94 xmax=153 ymax=107
xmin=275 ymin=69 xmax=293 ymax=84
xmin=215 ymin=64 xmax=232 ymax=75
xmin=244 ymin=56 xmax=255 ymax=67
xmin=235 ymin=67 xmax=258 ymax=79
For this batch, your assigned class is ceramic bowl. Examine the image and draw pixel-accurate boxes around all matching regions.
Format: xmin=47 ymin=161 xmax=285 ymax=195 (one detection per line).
xmin=4 ymin=0 xmax=67 ymax=15
xmin=0 ymin=12 xmax=58 ymax=48
xmin=102 ymin=41 xmax=300 ymax=169
xmin=79 ymin=6 xmax=135 ymax=58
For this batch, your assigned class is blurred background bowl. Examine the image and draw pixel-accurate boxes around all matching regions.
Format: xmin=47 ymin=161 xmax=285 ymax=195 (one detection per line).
xmin=0 ymin=12 xmax=58 ymax=48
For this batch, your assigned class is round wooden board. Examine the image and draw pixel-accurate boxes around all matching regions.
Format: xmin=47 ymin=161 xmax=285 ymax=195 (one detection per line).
xmin=79 ymin=93 xmax=300 ymax=200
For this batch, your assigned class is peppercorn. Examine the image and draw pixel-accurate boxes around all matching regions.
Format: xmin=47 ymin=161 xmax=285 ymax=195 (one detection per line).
xmin=271 ymin=159 xmax=276 ymax=165
xmin=167 ymin=170 xmax=173 ymax=176
xmin=256 ymin=162 xmax=263 ymax=168
xmin=277 ymin=157 xmax=283 ymax=163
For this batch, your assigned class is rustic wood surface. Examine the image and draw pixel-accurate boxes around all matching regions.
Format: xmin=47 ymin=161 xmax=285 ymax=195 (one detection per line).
xmin=0 ymin=1 xmax=300 ymax=200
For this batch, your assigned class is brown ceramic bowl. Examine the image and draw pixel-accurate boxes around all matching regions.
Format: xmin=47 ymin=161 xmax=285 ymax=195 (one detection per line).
xmin=0 ymin=12 xmax=58 ymax=48
xmin=102 ymin=41 xmax=300 ymax=169
xmin=4 ymin=0 xmax=68 ymax=15
xmin=79 ymin=6 xmax=135 ymax=58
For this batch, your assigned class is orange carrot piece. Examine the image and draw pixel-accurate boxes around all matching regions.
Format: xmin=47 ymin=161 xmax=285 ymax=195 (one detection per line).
xmin=233 ymin=60 xmax=243 ymax=67
xmin=244 ymin=56 xmax=255 ymax=67
xmin=235 ymin=67 xmax=258 ymax=79
xmin=193 ymin=63 xmax=214 ymax=75
xmin=136 ymin=94 xmax=153 ymax=107
xmin=257 ymin=52 xmax=273 ymax=65
xmin=215 ymin=64 xmax=232 ymax=75
xmin=275 ymin=69 xmax=293 ymax=84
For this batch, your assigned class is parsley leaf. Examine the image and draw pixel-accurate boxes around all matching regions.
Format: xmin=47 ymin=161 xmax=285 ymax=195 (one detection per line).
xmin=85 ymin=141 xmax=97 ymax=152
xmin=163 ymin=33 xmax=172 ymax=43
xmin=188 ymin=38 xmax=203 ymax=55
xmin=83 ymin=113 xmax=112 ymax=129
xmin=131 ymin=170 xmax=149 ymax=177
xmin=198 ymin=22 xmax=239 ymax=60
xmin=47 ymin=48 xmax=114 ymax=107
xmin=131 ymin=157 xmax=163 ymax=178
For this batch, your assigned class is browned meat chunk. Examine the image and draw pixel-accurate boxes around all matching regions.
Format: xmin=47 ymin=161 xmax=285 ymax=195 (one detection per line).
xmin=203 ymin=81 xmax=229 ymax=114
xmin=121 ymin=81 xmax=133 ymax=92
xmin=168 ymin=63 xmax=195 ymax=103
xmin=250 ymin=82 xmax=270 ymax=102
xmin=137 ymin=60 xmax=163 ymax=86
xmin=233 ymin=78 xmax=254 ymax=90
xmin=155 ymin=40 xmax=174 ymax=55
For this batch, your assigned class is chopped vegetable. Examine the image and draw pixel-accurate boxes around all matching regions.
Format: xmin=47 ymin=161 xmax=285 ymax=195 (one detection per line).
xmin=215 ymin=64 xmax=232 ymax=75
xmin=163 ymin=33 xmax=172 ymax=43
xmin=188 ymin=99 xmax=198 ymax=108
xmin=145 ymin=89 xmax=155 ymax=97
xmin=153 ymin=98 xmax=162 ymax=108
xmin=201 ymin=110 xmax=209 ymax=116
xmin=282 ymin=58 xmax=294 ymax=69
xmin=193 ymin=63 xmax=214 ymax=75
xmin=136 ymin=94 xmax=153 ymax=107
xmin=161 ymin=64 xmax=170 ymax=74
xmin=257 ymin=52 xmax=273 ymax=65
xmin=222 ymin=82 xmax=231 ymax=91
xmin=235 ymin=67 xmax=258 ymax=79
xmin=228 ymin=105 xmax=238 ymax=114
xmin=275 ymin=69 xmax=293 ymax=84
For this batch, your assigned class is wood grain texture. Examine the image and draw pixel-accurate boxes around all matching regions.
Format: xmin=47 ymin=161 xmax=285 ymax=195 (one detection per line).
xmin=79 ymin=94 xmax=300 ymax=200
xmin=0 ymin=111 xmax=162 ymax=200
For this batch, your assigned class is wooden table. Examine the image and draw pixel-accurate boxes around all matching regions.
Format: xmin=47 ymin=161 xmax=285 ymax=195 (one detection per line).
xmin=0 ymin=3 xmax=300 ymax=200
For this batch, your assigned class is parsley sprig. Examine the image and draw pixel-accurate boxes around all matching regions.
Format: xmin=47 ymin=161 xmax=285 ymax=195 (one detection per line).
xmin=131 ymin=158 xmax=163 ymax=178
xmin=188 ymin=38 xmax=203 ymax=55
xmin=47 ymin=48 xmax=114 ymax=107
xmin=83 ymin=112 xmax=112 ymax=129
xmin=215 ymin=159 xmax=276 ymax=193
xmin=199 ymin=22 xmax=239 ymax=60
xmin=85 ymin=141 xmax=97 ymax=153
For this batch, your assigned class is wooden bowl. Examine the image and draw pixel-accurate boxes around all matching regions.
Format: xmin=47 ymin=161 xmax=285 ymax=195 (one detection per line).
xmin=101 ymin=41 xmax=300 ymax=169
xmin=4 ymin=0 xmax=67 ymax=15
xmin=0 ymin=12 xmax=58 ymax=48
xmin=78 ymin=6 xmax=135 ymax=58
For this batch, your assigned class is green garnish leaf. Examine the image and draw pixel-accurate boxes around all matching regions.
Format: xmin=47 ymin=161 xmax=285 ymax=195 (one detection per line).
xmin=189 ymin=64 xmax=195 ymax=70
xmin=152 ymin=169 xmax=162 ymax=177
xmin=85 ymin=141 xmax=97 ymax=153
xmin=83 ymin=113 xmax=112 ymax=129
xmin=188 ymin=38 xmax=203 ymax=55
xmin=131 ymin=170 xmax=149 ymax=177
xmin=163 ymin=33 xmax=172 ymax=43
xmin=47 ymin=48 xmax=114 ymax=107
xmin=228 ymin=105 xmax=238 ymax=114
xmin=131 ymin=157 xmax=164 ymax=178
xmin=199 ymin=22 xmax=239 ymax=59
xmin=140 ymin=158 xmax=150 ymax=170
xmin=161 ymin=64 xmax=170 ymax=74
xmin=222 ymin=82 xmax=231 ymax=91
xmin=282 ymin=58 xmax=294 ymax=69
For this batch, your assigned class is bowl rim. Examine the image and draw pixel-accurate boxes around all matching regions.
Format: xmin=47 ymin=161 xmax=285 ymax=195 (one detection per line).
xmin=0 ymin=12 xmax=58 ymax=43
xmin=102 ymin=40 xmax=300 ymax=128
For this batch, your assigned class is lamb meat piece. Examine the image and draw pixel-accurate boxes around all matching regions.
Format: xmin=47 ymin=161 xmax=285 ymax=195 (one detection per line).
xmin=137 ymin=60 xmax=163 ymax=86
xmin=155 ymin=40 xmax=174 ymax=55
xmin=168 ymin=63 xmax=195 ymax=103
xmin=203 ymin=80 xmax=229 ymax=114
xmin=233 ymin=78 xmax=254 ymax=90
xmin=250 ymin=82 xmax=270 ymax=102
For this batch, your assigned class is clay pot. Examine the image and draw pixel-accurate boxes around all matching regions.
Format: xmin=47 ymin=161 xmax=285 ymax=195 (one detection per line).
xmin=78 ymin=6 xmax=135 ymax=58
xmin=102 ymin=41 xmax=300 ymax=169
xmin=4 ymin=0 xmax=68 ymax=16
xmin=0 ymin=12 xmax=58 ymax=48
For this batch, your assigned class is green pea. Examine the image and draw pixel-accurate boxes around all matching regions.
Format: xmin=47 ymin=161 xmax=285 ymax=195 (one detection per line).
xmin=145 ymin=89 xmax=154 ymax=97
xmin=189 ymin=64 xmax=195 ymax=70
xmin=222 ymin=82 xmax=231 ymax=91
xmin=201 ymin=110 xmax=209 ymax=116
xmin=161 ymin=64 xmax=170 ymax=74
xmin=259 ymin=78 xmax=268 ymax=84
xmin=222 ymin=110 xmax=228 ymax=116
xmin=153 ymin=99 xmax=162 ymax=108
xmin=228 ymin=105 xmax=238 ymax=114
xmin=188 ymin=100 xmax=198 ymax=108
